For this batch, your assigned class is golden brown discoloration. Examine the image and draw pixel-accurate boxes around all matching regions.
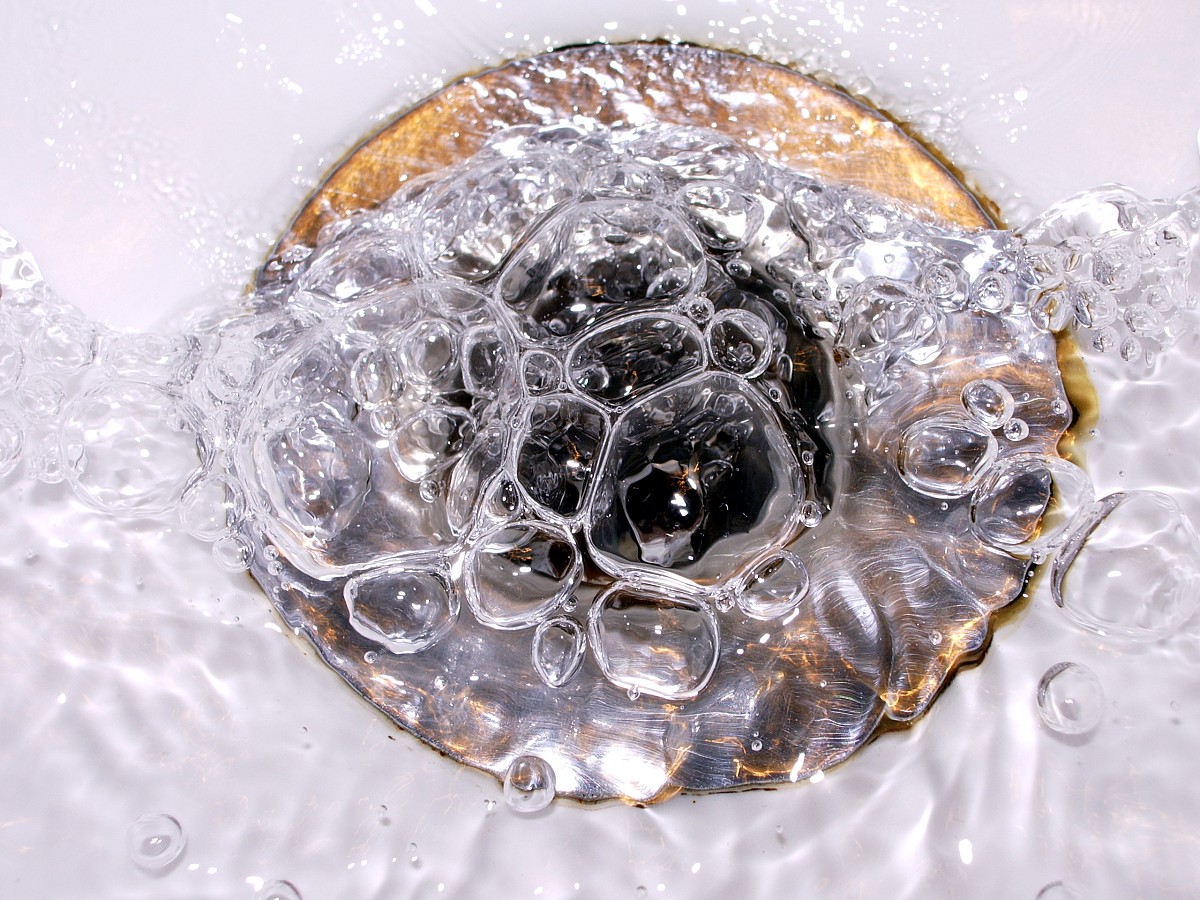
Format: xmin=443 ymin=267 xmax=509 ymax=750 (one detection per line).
xmin=264 ymin=41 xmax=993 ymax=278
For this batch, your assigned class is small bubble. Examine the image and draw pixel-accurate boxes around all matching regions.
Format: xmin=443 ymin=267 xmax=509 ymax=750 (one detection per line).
xmin=636 ymin=887 xmax=649 ymax=898
xmin=1037 ymin=662 xmax=1103 ymax=736
xmin=126 ymin=813 xmax=186 ymax=872
xmin=961 ymin=378 xmax=1014 ymax=429
xmin=503 ymin=755 xmax=556 ymax=813
xmin=684 ymin=296 xmax=714 ymax=323
xmin=750 ymin=738 xmax=763 ymax=752
xmin=419 ymin=476 xmax=440 ymax=502
xmin=1003 ymin=418 xmax=1029 ymax=441
xmin=255 ymin=881 xmax=302 ymax=900
xmin=433 ymin=675 xmax=448 ymax=690
xmin=364 ymin=650 xmax=379 ymax=664
xmin=211 ymin=534 xmax=252 ymax=572
xmin=799 ymin=499 xmax=823 ymax=527
xmin=713 ymin=591 xmax=736 ymax=613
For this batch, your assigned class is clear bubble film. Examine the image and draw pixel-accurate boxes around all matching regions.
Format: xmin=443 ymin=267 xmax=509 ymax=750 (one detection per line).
xmin=1 ymin=42 xmax=1199 ymax=814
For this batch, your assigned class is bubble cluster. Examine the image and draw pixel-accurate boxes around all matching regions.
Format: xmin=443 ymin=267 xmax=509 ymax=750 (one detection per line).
xmin=1021 ymin=187 xmax=1200 ymax=366
xmin=2 ymin=105 xmax=1199 ymax=804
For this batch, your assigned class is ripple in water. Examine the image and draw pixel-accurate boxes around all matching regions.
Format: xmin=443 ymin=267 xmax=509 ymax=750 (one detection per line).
xmin=1 ymin=45 xmax=1199 ymax=809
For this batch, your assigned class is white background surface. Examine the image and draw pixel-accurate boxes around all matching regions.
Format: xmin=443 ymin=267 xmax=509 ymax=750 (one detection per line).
xmin=2 ymin=2 xmax=1199 ymax=899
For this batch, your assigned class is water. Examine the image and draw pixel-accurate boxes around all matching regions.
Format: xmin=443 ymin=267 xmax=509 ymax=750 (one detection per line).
xmin=5 ymin=100 xmax=1200 ymax=810
xmin=4 ymin=4 xmax=1200 ymax=898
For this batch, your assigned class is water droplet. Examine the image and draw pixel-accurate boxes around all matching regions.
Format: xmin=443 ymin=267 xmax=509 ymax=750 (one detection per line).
xmin=16 ymin=373 xmax=64 ymax=418
xmin=1003 ymin=418 xmax=1029 ymax=442
xmin=350 ymin=347 xmax=401 ymax=408
xmin=898 ymin=414 xmax=997 ymax=499
xmin=706 ymin=308 xmax=773 ymax=377
xmin=211 ymin=534 xmax=252 ymax=572
xmin=345 ymin=566 xmax=458 ymax=654
xmin=265 ymin=412 xmax=370 ymax=540
xmin=961 ymin=379 xmax=1014 ymax=429
xmin=395 ymin=318 xmax=460 ymax=387
xmin=465 ymin=521 xmax=581 ymax=629
xmin=126 ymin=813 xmax=186 ymax=871
xmin=1030 ymin=288 xmax=1073 ymax=332
xmin=33 ymin=312 xmax=95 ymax=372
xmin=970 ymin=271 xmax=1014 ymax=313
xmin=531 ymin=617 xmax=587 ymax=687
xmin=1071 ymin=282 xmax=1117 ymax=330
xmin=179 ymin=474 xmax=245 ymax=541
xmin=503 ymin=755 xmax=556 ymax=813
xmin=798 ymin=499 xmax=823 ymax=528
xmin=1037 ymin=662 xmax=1103 ymax=736
xmin=970 ymin=455 xmax=1093 ymax=557
xmin=568 ymin=314 xmax=704 ymax=404
xmin=205 ymin=342 xmax=262 ymax=402
xmin=522 ymin=349 xmax=562 ymax=394
xmin=738 ymin=551 xmax=810 ymax=620
xmin=391 ymin=406 xmax=475 ymax=483
xmin=1052 ymin=491 xmax=1200 ymax=640
xmin=588 ymin=583 xmax=719 ymax=701
xmin=682 ymin=295 xmax=714 ymax=323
